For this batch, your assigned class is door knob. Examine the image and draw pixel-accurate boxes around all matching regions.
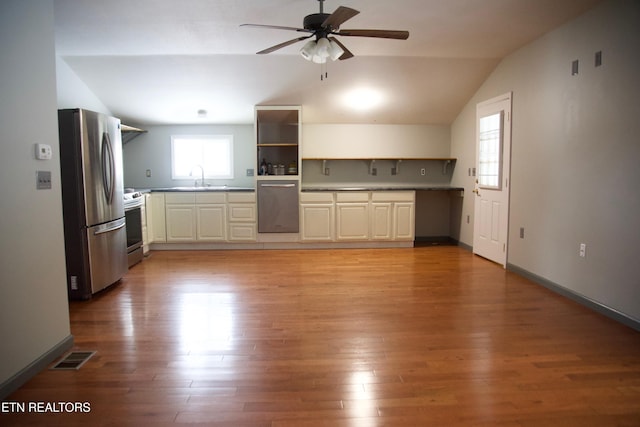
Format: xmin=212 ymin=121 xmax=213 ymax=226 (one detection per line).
xmin=473 ymin=188 xmax=480 ymax=196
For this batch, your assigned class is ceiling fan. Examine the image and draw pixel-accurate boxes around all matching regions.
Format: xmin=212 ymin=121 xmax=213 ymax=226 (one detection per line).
xmin=240 ymin=0 xmax=409 ymax=64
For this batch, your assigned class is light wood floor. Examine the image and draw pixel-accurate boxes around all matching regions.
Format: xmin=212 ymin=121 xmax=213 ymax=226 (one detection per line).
xmin=3 ymin=247 xmax=640 ymax=426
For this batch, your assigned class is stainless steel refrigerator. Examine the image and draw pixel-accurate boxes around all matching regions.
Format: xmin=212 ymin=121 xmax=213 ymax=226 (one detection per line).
xmin=58 ymin=109 xmax=128 ymax=300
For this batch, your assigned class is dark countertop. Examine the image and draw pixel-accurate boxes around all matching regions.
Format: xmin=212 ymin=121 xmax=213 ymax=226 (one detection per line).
xmin=146 ymin=186 xmax=255 ymax=192
xmin=301 ymin=185 xmax=464 ymax=192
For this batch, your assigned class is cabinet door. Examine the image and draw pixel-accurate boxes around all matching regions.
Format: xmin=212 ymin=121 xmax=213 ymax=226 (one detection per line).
xmin=196 ymin=204 xmax=226 ymax=241
xmin=394 ymin=202 xmax=415 ymax=240
xmin=149 ymin=193 xmax=166 ymax=242
xmin=371 ymin=202 xmax=393 ymax=240
xmin=336 ymin=203 xmax=369 ymax=241
xmin=301 ymin=204 xmax=334 ymax=241
xmin=165 ymin=205 xmax=196 ymax=242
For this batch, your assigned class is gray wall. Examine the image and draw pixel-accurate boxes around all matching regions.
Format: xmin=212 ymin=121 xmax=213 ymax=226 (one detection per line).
xmin=122 ymin=124 xmax=254 ymax=189
xmin=450 ymin=0 xmax=640 ymax=321
xmin=0 ymin=1 xmax=71 ymax=387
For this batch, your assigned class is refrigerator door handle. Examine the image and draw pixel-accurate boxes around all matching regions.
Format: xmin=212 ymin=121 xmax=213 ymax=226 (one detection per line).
xmin=101 ymin=132 xmax=116 ymax=204
xmin=94 ymin=218 xmax=126 ymax=235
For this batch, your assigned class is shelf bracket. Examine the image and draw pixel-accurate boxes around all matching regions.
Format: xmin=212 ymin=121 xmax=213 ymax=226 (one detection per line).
xmin=368 ymin=159 xmax=377 ymax=176
xmin=442 ymin=160 xmax=452 ymax=175
xmin=392 ymin=159 xmax=402 ymax=175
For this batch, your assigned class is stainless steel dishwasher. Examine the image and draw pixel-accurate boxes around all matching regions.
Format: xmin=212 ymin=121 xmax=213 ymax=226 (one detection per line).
xmin=257 ymin=180 xmax=299 ymax=233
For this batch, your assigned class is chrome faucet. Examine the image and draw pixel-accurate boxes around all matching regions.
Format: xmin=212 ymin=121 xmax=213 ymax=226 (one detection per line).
xmin=190 ymin=164 xmax=205 ymax=187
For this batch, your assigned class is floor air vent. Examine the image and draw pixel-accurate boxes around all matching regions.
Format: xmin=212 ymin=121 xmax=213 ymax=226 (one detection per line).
xmin=50 ymin=351 xmax=96 ymax=370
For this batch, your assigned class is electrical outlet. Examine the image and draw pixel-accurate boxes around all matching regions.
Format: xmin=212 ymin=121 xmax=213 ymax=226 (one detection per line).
xmin=420 ymin=168 xmax=426 ymax=176
xmin=579 ymin=243 xmax=586 ymax=258
xmin=246 ymin=168 xmax=254 ymax=176
xmin=371 ymin=168 xmax=377 ymax=176
xmin=146 ymin=169 xmax=152 ymax=177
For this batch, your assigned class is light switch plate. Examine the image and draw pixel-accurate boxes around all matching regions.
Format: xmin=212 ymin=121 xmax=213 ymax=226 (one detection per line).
xmin=37 ymin=170 xmax=52 ymax=189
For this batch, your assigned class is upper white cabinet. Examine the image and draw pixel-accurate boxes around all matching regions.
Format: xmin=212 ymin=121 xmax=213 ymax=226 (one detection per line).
xmin=256 ymin=106 xmax=301 ymax=177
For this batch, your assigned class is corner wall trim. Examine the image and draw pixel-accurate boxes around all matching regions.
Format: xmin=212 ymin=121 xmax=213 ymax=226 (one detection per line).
xmin=0 ymin=334 xmax=74 ymax=400
xmin=507 ymin=263 xmax=640 ymax=332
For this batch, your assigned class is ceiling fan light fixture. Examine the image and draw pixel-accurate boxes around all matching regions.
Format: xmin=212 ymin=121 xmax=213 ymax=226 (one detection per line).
xmin=315 ymin=37 xmax=331 ymax=58
xmin=312 ymin=53 xmax=327 ymax=64
xmin=300 ymin=39 xmax=317 ymax=61
xmin=328 ymin=40 xmax=344 ymax=61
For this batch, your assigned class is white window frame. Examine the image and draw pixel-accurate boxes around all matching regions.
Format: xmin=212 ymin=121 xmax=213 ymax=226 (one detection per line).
xmin=170 ymin=135 xmax=234 ymax=180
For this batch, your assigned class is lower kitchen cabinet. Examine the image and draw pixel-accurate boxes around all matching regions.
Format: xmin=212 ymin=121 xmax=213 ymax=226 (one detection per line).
xmin=196 ymin=205 xmax=226 ymax=241
xmin=371 ymin=192 xmax=415 ymax=241
xmin=336 ymin=192 xmax=371 ymax=241
xmin=300 ymin=192 xmax=335 ymax=241
xmin=166 ymin=204 xmax=196 ymax=242
xmin=394 ymin=202 xmax=415 ymax=240
xmin=195 ymin=192 xmax=227 ymax=241
xmin=302 ymin=190 xmax=415 ymax=243
xmin=336 ymin=203 xmax=370 ymax=240
xmin=158 ymin=191 xmax=257 ymax=244
xmin=228 ymin=192 xmax=257 ymax=241
xmin=371 ymin=202 xmax=393 ymax=240
xmin=148 ymin=192 xmax=166 ymax=243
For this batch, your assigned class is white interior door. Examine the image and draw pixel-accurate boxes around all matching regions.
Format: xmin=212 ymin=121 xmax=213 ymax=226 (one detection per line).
xmin=473 ymin=93 xmax=512 ymax=267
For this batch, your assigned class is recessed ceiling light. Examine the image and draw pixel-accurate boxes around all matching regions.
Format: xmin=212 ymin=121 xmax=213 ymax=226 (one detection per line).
xmin=342 ymin=88 xmax=385 ymax=112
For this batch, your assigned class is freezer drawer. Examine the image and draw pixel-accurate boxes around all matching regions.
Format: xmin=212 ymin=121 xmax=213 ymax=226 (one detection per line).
xmin=86 ymin=218 xmax=128 ymax=294
xmin=258 ymin=181 xmax=299 ymax=233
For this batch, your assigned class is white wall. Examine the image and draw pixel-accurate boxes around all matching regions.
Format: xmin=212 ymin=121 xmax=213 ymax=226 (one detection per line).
xmin=56 ymin=57 xmax=111 ymax=115
xmin=0 ymin=1 xmax=71 ymax=388
xmin=451 ymin=0 xmax=640 ymax=321
xmin=303 ymin=124 xmax=450 ymax=159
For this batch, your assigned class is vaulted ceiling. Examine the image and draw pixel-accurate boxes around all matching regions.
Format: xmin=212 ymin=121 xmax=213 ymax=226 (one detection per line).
xmin=54 ymin=0 xmax=602 ymax=125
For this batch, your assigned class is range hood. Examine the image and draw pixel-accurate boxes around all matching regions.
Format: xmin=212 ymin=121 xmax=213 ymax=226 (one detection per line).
xmin=121 ymin=124 xmax=147 ymax=144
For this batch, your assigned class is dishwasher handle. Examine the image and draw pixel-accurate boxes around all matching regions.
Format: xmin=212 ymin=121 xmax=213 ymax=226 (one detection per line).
xmin=260 ymin=183 xmax=297 ymax=188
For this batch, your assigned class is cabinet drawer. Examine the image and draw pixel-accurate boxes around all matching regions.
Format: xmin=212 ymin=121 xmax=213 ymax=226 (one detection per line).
xmin=228 ymin=223 xmax=256 ymax=241
xmin=336 ymin=192 xmax=369 ymax=203
xmin=371 ymin=191 xmax=415 ymax=202
xmin=300 ymin=192 xmax=334 ymax=203
xmin=229 ymin=204 xmax=256 ymax=222
xmin=196 ymin=192 xmax=226 ymax=204
xmin=227 ymin=192 xmax=256 ymax=203
xmin=165 ymin=192 xmax=195 ymax=204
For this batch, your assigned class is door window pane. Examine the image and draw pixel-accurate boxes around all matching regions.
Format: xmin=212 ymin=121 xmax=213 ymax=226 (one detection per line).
xmin=478 ymin=112 xmax=503 ymax=189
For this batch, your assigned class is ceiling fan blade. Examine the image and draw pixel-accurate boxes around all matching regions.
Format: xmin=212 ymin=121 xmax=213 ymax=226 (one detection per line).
xmin=240 ymin=23 xmax=310 ymax=33
xmin=322 ymin=6 xmax=360 ymax=30
xmin=256 ymin=35 xmax=313 ymax=55
xmin=336 ymin=29 xmax=410 ymax=40
xmin=328 ymin=37 xmax=354 ymax=60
